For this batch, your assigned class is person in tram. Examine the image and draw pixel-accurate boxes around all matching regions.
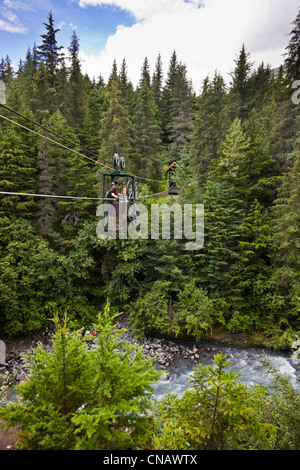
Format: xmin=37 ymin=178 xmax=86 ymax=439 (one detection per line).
xmin=106 ymin=181 xmax=118 ymax=229
xmin=118 ymin=181 xmax=127 ymax=197
xmin=106 ymin=181 xmax=119 ymax=204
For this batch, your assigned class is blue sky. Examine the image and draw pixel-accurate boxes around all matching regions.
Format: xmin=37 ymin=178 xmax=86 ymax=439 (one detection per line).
xmin=0 ymin=0 xmax=299 ymax=90
xmin=0 ymin=0 xmax=136 ymax=60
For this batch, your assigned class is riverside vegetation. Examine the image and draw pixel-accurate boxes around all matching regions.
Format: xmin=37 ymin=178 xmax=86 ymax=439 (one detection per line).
xmin=0 ymin=9 xmax=299 ymax=450
xmin=0 ymin=305 xmax=299 ymax=450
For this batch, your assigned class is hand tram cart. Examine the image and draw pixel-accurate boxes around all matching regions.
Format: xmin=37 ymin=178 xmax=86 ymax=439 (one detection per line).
xmin=100 ymin=154 xmax=139 ymax=232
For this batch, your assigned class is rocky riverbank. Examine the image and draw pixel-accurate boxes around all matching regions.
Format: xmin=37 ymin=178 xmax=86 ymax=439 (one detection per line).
xmin=1 ymin=317 xmax=298 ymax=450
xmin=0 ymin=313 xmax=287 ymax=396
xmin=0 ymin=317 xmax=227 ymax=393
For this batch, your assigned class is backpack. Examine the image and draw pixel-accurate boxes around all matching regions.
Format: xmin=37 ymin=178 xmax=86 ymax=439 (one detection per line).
xmin=105 ymin=188 xmax=113 ymax=199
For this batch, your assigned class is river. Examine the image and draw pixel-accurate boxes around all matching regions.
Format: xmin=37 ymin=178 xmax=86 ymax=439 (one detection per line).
xmin=152 ymin=341 xmax=300 ymax=400
xmin=1 ymin=333 xmax=299 ymax=403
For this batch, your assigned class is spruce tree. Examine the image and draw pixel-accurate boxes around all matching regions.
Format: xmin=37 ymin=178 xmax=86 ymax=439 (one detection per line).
xmin=99 ymin=77 xmax=133 ymax=166
xmin=243 ymin=115 xmax=277 ymax=207
xmin=284 ymin=8 xmax=300 ymax=82
xmin=68 ymin=30 xmax=87 ymax=130
xmin=226 ymin=198 xmax=273 ymax=325
xmin=0 ymin=55 xmax=13 ymax=83
xmin=79 ymin=77 xmax=107 ymax=154
xmin=0 ymin=57 xmax=5 ymax=81
xmin=193 ymin=180 xmax=245 ymax=292
xmin=252 ymin=70 xmax=297 ymax=173
xmin=36 ymin=110 xmax=84 ymax=236
xmin=169 ymin=63 xmax=193 ymax=159
xmin=119 ymin=57 xmax=135 ymax=116
xmin=209 ymin=118 xmax=250 ymax=191
xmin=271 ymin=152 xmax=300 ymax=320
xmin=156 ymin=353 xmax=277 ymax=450
xmin=161 ymin=50 xmax=179 ymax=144
xmin=0 ymin=313 xmax=95 ymax=448
xmin=37 ymin=11 xmax=63 ymax=87
xmin=209 ymin=117 xmax=275 ymax=208
xmin=190 ymin=71 xmax=229 ymax=182
xmin=151 ymin=53 xmax=163 ymax=113
xmin=107 ymin=59 xmax=118 ymax=87
xmin=0 ymin=306 xmax=161 ymax=450
xmin=0 ymin=124 xmax=36 ymax=218
xmin=17 ymin=47 xmax=37 ymax=109
xmin=229 ymin=44 xmax=254 ymax=121
xmin=119 ymin=57 xmax=128 ymax=87
xmin=31 ymin=61 xmax=54 ymax=122
xmin=132 ymin=79 xmax=162 ymax=183
xmin=4 ymin=73 xmax=24 ymax=112
xmin=248 ymin=62 xmax=272 ymax=110
xmin=72 ymin=304 xmax=161 ymax=450
xmin=55 ymin=56 xmax=72 ymax=123
xmin=139 ymin=56 xmax=151 ymax=89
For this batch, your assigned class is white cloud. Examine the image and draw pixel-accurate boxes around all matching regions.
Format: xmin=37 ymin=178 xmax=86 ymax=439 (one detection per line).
xmin=0 ymin=0 xmax=31 ymax=34
xmin=3 ymin=0 xmax=34 ymax=11
xmin=78 ymin=0 xmax=204 ymax=20
xmin=77 ymin=0 xmax=299 ymax=90
xmin=0 ymin=18 xmax=28 ymax=34
xmin=0 ymin=8 xmax=17 ymax=22
xmin=58 ymin=20 xmax=66 ymax=30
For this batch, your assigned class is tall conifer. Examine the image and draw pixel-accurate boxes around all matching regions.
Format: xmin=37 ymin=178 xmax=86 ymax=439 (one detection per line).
xmin=68 ymin=30 xmax=87 ymax=130
xmin=0 ymin=125 xmax=36 ymax=217
xmin=284 ymin=8 xmax=300 ymax=82
xmin=229 ymin=44 xmax=253 ymax=121
xmin=190 ymin=72 xmax=228 ymax=182
xmin=99 ymin=78 xmax=133 ymax=166
xmin=133 ymin=79 xmax=162 ymax=182
xmin=37 ymin=11 xmax=63 ymax=87
xmin=169 ymin=63 xmax=193 ymax=158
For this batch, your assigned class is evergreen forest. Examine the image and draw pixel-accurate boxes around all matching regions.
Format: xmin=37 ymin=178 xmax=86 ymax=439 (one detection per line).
xmin=0 ymin=9 xmax=299 ymax=349
xmin=0 ymin=8 xmax=300 ymax=453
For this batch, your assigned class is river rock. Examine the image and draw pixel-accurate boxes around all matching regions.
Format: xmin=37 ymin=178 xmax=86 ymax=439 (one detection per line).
xmin=0 ymin=319 xmax=201 ymax=390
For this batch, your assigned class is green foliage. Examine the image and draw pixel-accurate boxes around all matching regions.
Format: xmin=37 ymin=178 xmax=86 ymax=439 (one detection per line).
xmin=190 ymin=72 xmax=229 ymax=182
xmin=155 ymin=353 xmax=277 ymax=450
xmin=0 ymin=304 xmax=161 ymax=450
xmin=130 ymin=279 xmax=215 ymax=340
xmin=257 ymin=358 xmax=300 ymax=450
xmin=37 ymin=10 xmax=63 ymax=86
xmin=0 ymin=124 xmax=36 ymax=217
xmin=284 ymin=8 xmax=300 ymax=82
xmin=0 ymin=10 xmax=299 ymax=451
xmin=193 ymin=180 xmax=245 ymax=292
xmin=269 ymin=153 xmax=300 ymax=330
xmin=0 ymin=8 xmax=299 ymax=345
xmin=173 ymin=280 xmax=214 ymax=339
xmin=229 ymin=44 xmax=254 ymax=121
xmin=68 ymin=30 xmax=88 ymax=130
xmin=0 ymin=311 xmax=93 ymax=449
xmin=99 ymin=77 xmax=133 ymax=164
xmin=72 ymin=302 xmax=161 ymax=450
xmin=130 ymin=280 xmax=171 ymax=337
xmin=168 ymin=63 xmax=193 ymax=158
xmin=132 ymin=79 xmax=162 ymax=185
xmin=0 ymin=218 xmax=95 ymax=334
